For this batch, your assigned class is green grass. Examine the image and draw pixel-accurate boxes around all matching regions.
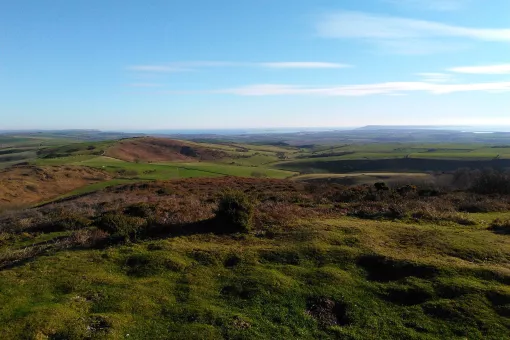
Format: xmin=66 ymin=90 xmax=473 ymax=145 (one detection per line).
xmin=78 ymin=157 xmax=217 ymax=180
xmin=220 ymin=153 xmax=281 ymax=166
xmin=0 ymin=134 xmax=92 ymax=168
xmin=1 ymin=217 xmax=509 ymax=339
xmin=47 ymin=157 xmax=297 ymax=181
xmin=164 ymin=162 xmax=295 ymax=179
xmin=37 ymin=140 xmax=116 ymax=159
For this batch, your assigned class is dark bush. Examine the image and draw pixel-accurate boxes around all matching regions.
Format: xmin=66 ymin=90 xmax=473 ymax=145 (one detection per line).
xmin=396 ymin=185 xmax=418 ymax=196
xmin=124 ymin=203 xmax=156 ymax=218
xmin=215 ymin=190 xmax=254 ymax=233
xmin=489 ymin=219 xmax=510 ymax=234
xmin=374 ymin=182 xmax=389 ymax=191
xmin=180 ymin=146 xmax=198 ymax=157
xmin=156 ymin=187 xmax=172 ymax=195
xmin=418 ymin=189 xmax=441 ymax=197
xmin=29 ymin=210 xmax=92 ymax=233
xmin=471 ymin=169 xmax=510 ymax=195
xmin=332 ymin=185 xmax=371 ymax=203
xmin=51 ymin=214 xmax=91 ymax=231
xmin=95 ymin=213 xmax=146 ymax=241
xmin=116 ymin=169 xmax=139 ymax=178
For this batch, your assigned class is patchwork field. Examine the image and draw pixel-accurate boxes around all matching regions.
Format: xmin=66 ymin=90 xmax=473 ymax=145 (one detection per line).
xmin=2 ymin=133 xmax=510 ymax=208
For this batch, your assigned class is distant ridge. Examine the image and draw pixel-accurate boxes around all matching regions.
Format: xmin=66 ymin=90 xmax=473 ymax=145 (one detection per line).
xmin=356 ymin=125 xmax=464 ymax=131
xmin=356 ymin=125 xmax=510 ymax=133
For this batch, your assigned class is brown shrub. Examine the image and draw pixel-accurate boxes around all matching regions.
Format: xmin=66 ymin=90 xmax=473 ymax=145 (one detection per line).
xmin=69 ymin=228 xmax=109 ymax=247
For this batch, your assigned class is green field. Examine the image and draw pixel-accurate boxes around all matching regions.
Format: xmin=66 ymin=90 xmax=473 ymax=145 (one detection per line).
xmin=68 ymin=157 xmax=295 ymax=180
xmin=0 ymin=132 xmax=138 ymax=169
xmin=33 ymin=156 xmax=296 ymax=202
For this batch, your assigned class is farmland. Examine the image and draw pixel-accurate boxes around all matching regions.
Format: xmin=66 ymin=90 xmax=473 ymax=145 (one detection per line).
xmin=2 ymin=130 xmax=510 ymax=205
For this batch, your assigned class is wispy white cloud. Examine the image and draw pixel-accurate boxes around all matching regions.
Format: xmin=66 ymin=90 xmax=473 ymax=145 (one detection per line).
xmin=416 ymin=72 xmax=453 ymax=82
xmin=373 ymin=39 xmax=469 ymax=55
xmin=384 ymin=0 xmax=471 ymax=11
xmin=215 ymin=81 xmax=510 ymax=97
xmin=448 ymin=64 xmax=510 ymax=74
xmin=128 ymin=61 xmax=351 ymax=72
xmin=317 ymin=11 xmax=510 ymax=41
xmin=316 ymin=11 xmax=510 ymax=54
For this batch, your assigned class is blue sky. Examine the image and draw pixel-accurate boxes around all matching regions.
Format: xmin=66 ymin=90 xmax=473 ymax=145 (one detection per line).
xmin=1 ymin=0 xmax=509 ymax=130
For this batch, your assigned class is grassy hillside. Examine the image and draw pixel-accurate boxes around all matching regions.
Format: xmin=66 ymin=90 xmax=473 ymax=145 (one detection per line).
xmin=0 ymin=165 xmax=111 ymax=208
xmin=0 ymin=131 xmax=142 ymax=169
xmin=6 ymin=136 xmax=510 ymax=208
xmin=1 ymin=178 xmax=510 ymax=339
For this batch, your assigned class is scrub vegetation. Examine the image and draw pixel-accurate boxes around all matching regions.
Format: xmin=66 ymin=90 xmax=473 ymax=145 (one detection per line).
xmin=1 ymin=172 xmax=510 ymax=339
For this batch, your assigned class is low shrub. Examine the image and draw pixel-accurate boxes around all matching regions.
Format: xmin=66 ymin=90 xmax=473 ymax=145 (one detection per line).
xmin=490 ymin=219 xmax=510 ymax=234
xmin=48 ymin=212 xmax=91 ymax=231
xmin=332 ymin=185 xmax=371 ymax=203
xmin=95 ymin=213 xmax=146 ymax=241
xmin=471 ymin=169 xmax=510 ymax=195
xmin=418 ymin=189 xmax=441 ymax=197
xmin=116 ymin=169 xmax=139 ymax=178
xmin=215 ymin=190 xmax=254 ymax=233
xmin=15 ymin=209 xmax=92 ymax=233
xmin=124 ymin=202 xmax=156 ymax=218
xmin=374 ymin=182 xmax=389 ymax=191
xmin=68 ymin=228 xmax=108 ymax=247
xmin=412 ymin=209 xmax=476 ymax=226
xmin=348 ymin=202 xmax=407 ymax=220
xmin=396 ymin=185 xmax=418 ymax=196
xmin=456 ymin=197 xmax=508 ymax=213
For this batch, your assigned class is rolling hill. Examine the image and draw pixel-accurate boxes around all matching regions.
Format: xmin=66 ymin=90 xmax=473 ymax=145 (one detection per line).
xmin=105 ymin=137 xmax=230 ymax=162
xmin=0 ymin=165 xmax=110 ymax=208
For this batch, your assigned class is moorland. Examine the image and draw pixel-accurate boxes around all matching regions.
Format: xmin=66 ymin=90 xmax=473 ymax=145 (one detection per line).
xmin=2 ymin=127 xmax=510 ymax=339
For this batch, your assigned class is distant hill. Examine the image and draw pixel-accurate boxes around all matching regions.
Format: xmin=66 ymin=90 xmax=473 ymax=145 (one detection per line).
xmin=105 ymin=137 xmax=229 ymax=162
xmin=355 ymin=125 xmax=462 ymax=131
xmin=0 ymin=165 xmax=110 ymax=207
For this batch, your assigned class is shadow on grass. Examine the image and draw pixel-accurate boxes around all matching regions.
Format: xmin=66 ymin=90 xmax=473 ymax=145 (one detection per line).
xmin=0 ymin=217 xmax=229 ymax=272
xmin=489 ymin=226 xmax=510 ymax=235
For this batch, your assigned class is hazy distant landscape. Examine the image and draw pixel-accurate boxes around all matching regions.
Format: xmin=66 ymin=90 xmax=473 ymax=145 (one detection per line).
xmin=3 ymin=0 xmax=510 ymax=338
